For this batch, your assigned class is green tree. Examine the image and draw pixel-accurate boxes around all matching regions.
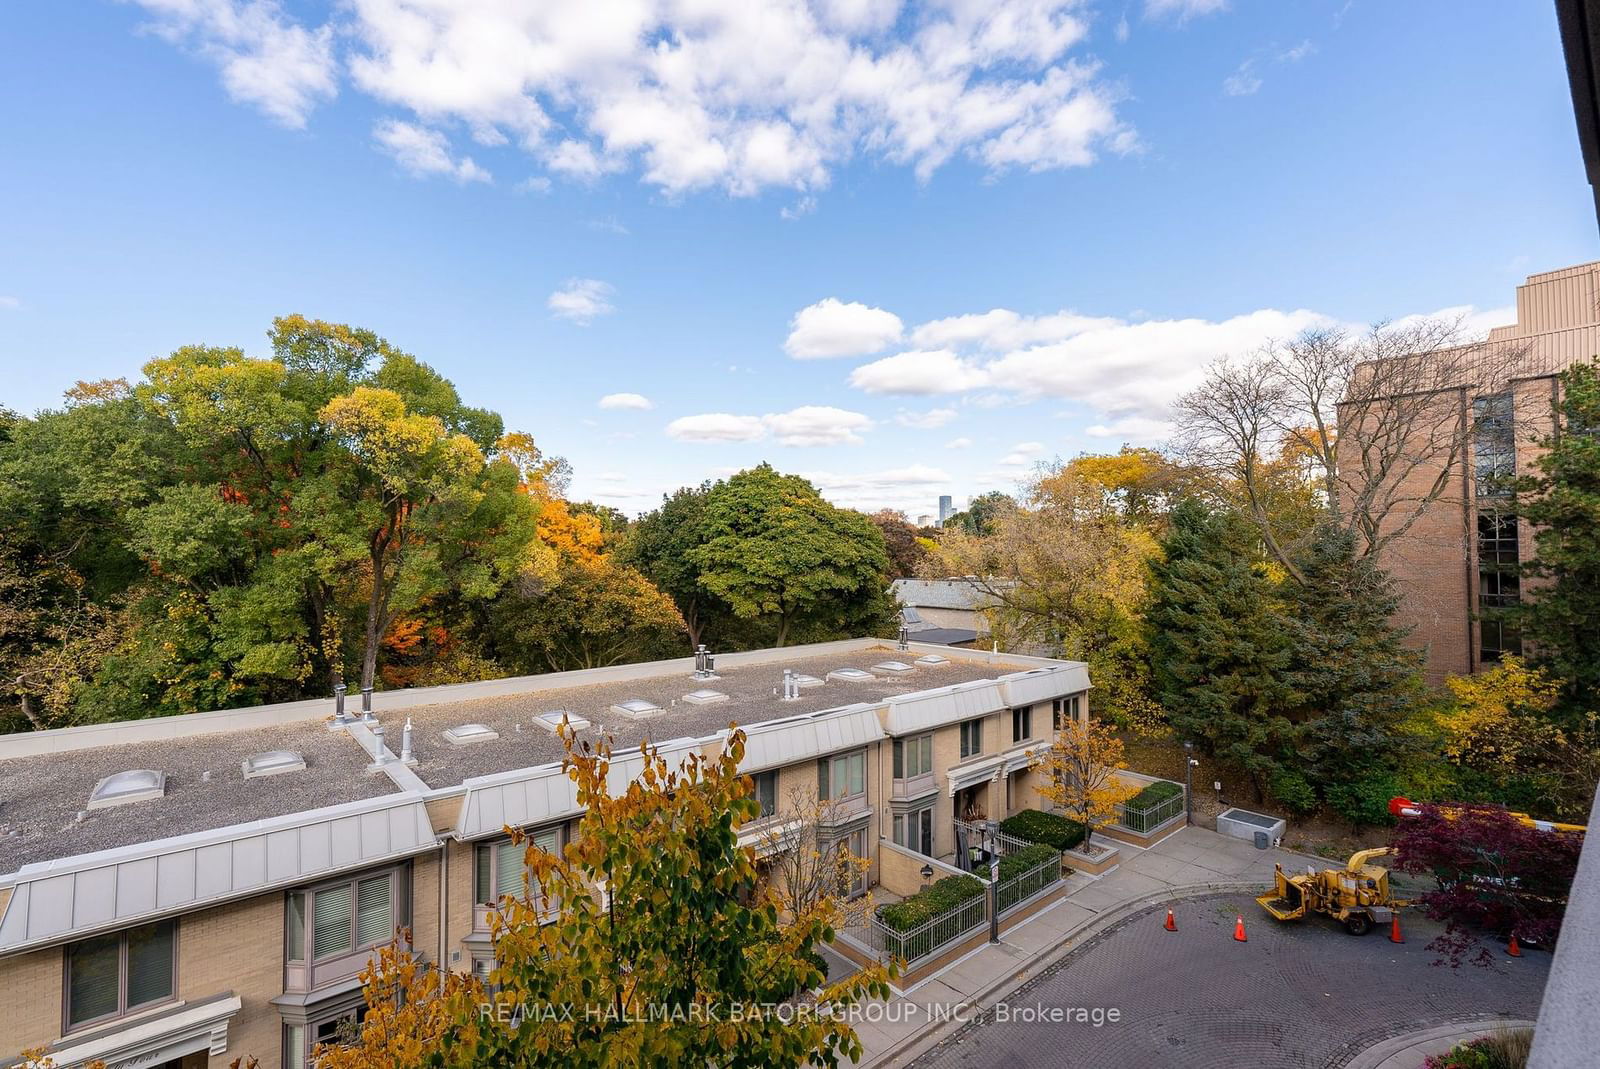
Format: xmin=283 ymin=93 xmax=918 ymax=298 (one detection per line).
xmin=1514 ymin=359 xmax=1600 ymax=716
xmin=491 ymin=555 xmax=686 ymax=672
xmin=1283 ymin=522 xmax=1424 ymax=819
xmin=868 ymin=509 xmax=927 ymax=580
xmin=691 ymin=465 xmax=895 ymax=646
xmin=1147 ymin=499 xmax=1296 ymax=798
xmin=620 ymin=482 xmax=724 ymax=650
xmin=942 ymin=490 xmax=1015 ymax=536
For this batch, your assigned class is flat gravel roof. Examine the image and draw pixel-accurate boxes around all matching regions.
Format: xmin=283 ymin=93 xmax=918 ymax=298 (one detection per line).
xmin=0 ymin=718 xmax=398 ymax=873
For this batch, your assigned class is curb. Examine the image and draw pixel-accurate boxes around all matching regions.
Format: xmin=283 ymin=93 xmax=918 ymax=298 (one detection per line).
xmin=1334 ymin=1017 xmax=1536 ymax=1069
xmin=855 ymin=881 xmax=1263 ymax=1068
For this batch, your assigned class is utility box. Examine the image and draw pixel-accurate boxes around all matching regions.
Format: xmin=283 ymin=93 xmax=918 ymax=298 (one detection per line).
xmin=1218 ymin=807 xmax=1285 ymax=846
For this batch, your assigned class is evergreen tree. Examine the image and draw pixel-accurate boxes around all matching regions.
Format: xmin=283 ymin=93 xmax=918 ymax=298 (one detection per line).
xmin=1515 ymin=360 xmax=1600 ymax=718
xmin=1147 ymin=499 xmax=1296 ymax=798
xmin=1284 ymin=522 xmax=1425 ymax=823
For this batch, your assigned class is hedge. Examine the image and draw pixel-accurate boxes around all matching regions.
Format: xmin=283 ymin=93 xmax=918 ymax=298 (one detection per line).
xmin=877 ymin=874 xmax=985 ymax=932
xmin=995 ymin=843 xmax=1064 ymax=912
xmin=1121 ymin=780 xmax=1184 ymax=832
xmin=1000 ymin=809 xmax=1086 ymax=851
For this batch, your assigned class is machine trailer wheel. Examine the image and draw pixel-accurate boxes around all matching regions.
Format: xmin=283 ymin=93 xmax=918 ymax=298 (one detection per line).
xmin=1344 ymin=914 xmax=1372 ymax=936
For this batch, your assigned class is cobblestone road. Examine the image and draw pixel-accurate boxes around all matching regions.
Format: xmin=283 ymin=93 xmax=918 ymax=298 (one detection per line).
xmin=908 ymin=893 xmax=1548 ymax=1069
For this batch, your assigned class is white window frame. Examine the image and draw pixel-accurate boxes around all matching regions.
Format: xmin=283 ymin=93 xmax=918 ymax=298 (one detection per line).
xmin=473 ymin=825 xmax=564 ymax=931
xmin=284 ymin=866 xmax=403 ymax=992
xmin=892 ymin=803 xmax=935 ymax=857
xmin=819 ymin=749 xmax=867 ymax=803
xmin=893 ymin=734 xmax=934 ymax=779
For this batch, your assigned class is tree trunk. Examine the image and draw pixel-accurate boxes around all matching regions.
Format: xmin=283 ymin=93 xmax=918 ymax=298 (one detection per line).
xmin=19 ymin=692 xmax=45 ymax=731
xmin=360 ymin=532 xmax=391 ymax=693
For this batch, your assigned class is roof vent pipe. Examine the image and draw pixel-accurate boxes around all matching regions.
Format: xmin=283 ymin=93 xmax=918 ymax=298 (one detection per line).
xmin=898 ymin=625 xmax=909 ymax=651
xmin=400 ymin=718 xmax=415 ymax=764
xmin=371 ymin=723 xmax=389 ymax=765
xmin=333 ymin=683 xmax=350 ymax=725
xmin=361 ymin=685 xmax=375 ymax=722
xmin=782 ymin=669 xmax=800 ymax=701
xmin=693 ymin=644 xmax=717 ymax=680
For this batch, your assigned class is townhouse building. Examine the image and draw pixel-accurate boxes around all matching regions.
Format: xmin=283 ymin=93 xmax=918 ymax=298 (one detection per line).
xmin=0 ymin=638 xmax=1089 ymax=1069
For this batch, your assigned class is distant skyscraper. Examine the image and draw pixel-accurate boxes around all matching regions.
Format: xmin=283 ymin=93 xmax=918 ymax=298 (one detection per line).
xmin=937 ymin=495 xmax=954 ymax=528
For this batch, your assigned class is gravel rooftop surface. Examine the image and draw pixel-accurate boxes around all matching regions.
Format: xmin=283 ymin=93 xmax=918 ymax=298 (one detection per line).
xmin=399 ymin=646 xmax=1028 ymax=787
xmin=0 ymin=718 xmax=396 ymax=873
xmin=0 ymin=646 xmax=1035 ymax=874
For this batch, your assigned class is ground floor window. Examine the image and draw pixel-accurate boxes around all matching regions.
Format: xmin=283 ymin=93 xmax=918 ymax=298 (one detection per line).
xmin=833 ymin=826 xmax=868 ymax=898
xmin=892 ymin=805 xmax=934 ymax=857
xmin=64 ymin=919 xmax=177 ymax=1030
xmin=285 ymin=1004 xmax=369 ymax=1069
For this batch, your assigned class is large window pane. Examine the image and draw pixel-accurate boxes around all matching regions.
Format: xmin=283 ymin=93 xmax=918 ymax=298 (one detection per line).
xmin=494 ymin=842 xmax=528 ymax=901
xmin=475 ymin=842 xmax=494 ymax=905
xmin=287 ymin=892 xmax=306 ymax=960
xmin=67 ymin=933 xmax=120 ymax=1026
xmin=356 ymin=876 xmax=393 ymax=947
xmin=125 ymin=921 xmax=174 ymax=1008
xmin=312 ymin=884 xmax=354 ymax=960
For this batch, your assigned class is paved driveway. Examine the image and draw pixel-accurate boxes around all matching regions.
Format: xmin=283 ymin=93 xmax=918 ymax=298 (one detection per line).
xmin=908 ymin=893 xmax=1547 ymax=1069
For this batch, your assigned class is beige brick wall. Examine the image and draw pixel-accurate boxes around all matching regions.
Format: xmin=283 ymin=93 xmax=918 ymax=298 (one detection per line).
xmin=0 ymin=945 xmax=63 ymax=1056
xmin=180 ymin=894 xmax=284 ymax=1069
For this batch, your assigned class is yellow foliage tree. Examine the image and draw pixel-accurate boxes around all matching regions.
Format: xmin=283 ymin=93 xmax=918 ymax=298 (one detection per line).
xmin=313 ymin=935 xmax=482 ymax=1069
xmin=1437 ymin=657 xmax=1562 ymax=775
xmin=1029 ymin=717 xmax=1140 ymax=849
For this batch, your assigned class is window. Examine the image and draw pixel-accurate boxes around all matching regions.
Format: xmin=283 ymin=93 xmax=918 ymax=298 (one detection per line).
xmin=286 ymin=871 xmax=398 ymax=973
xmin=834 ymin=827 xmax=868 ymax=897
xmin=1011 ymin=706 xmax=1032 ymax=744
xmin=819 ymin=750 xmax=866 ymax=802
xmin=64 ymin=919 xmax=176 ymax=1030
xmin=1477 ymin=510 xmax=1522 ymax=662
xmin=893 ymin=804 xmax=934 ymax=857
xmin=475 ymin=827 xmax=562 ymax=914
xmin=959 ymin=718 xmax=983 ymax=759
xmin=1052 ymin=695 xmax=1082 ymax=732
xmin=752 ymin=770 xmax=778 ymax=818
xmin=285 ymin=1005 xmax=369 ymax=1069
xmin=1473 ymin=392 xmax=1515 ymax=498
xmin=892 ymin=734 xmax=933 ymax=779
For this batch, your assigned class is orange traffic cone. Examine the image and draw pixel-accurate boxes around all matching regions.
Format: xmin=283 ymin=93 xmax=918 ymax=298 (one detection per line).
xmin=1164 ymin=908 xmax=1177 ymax=932
xmin=1389 ymin=914 xmax=1404 ymax=944
xmin=1233 ymin=915 xmax=1247 ymax=942
xmin=1507 ymin=935 xmax=1522 ymax=958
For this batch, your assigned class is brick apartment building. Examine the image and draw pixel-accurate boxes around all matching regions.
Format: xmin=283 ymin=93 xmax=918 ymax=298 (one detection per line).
xmin=0 ymin=639 xmax=1090 ymax=1069
xmin=1345 ymin=260 xmax=1600 ymax=683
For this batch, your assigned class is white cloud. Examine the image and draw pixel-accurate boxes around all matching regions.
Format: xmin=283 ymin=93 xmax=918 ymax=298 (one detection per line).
xmin=848 ymin=349 xmax=992 ymax=395
xmin=598 ymin=392 xmax=654 ymax=411
xmin=1144 ymin=0 xmax=1229 ymax=19
xmin=139 ymin=0 xmax=1136 ymax=196
xmin=785 ymin=298 xmax=904 ymax=359
xmin=0 ymin=296 xmax=19 ymax=310
xmin=1084 ymin=414 xmax=1173 ymax=442
xmin=945 ymin=436 xmax=973 ymax=449
xmin=802 ymin=463 xmax=953 ymax=511
xmin=1392 ymin=304 xmax=1515 ymax=342
xmin=764 ymin=405 xmax=874 ymax=446
xmin=130 ymin=0 xmax=336 ymax=127
xmin=896 ymin=407 xmax=959 ymax=429
xmin=781 ymin=195 xmax=818 ymax=220
xmin=909 ymin=308 xmax=1118 ymax=352
xmin=1222 ymin=62 xmax=1261 ymax=97
xmin=547 ymin=279 xmax=616 ymax=324
xmin=516 ymin=176 xmax=552 ymax=194
xmin=666 ymin=413 xmax=769 ymax=443
xmin=998 ymin=440 xmax=1046 ymax=466
xmin=666 ymin=406 xmax=874 ymax=446
xmin=374 ymin=120 xmax=492 ymax=182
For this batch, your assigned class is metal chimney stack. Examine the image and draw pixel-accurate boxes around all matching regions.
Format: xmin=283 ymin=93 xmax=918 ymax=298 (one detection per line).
xmin=371 ymin=723 xmax=389 ymax=765
xmin=782 ymin=669 xmax=799 ymax=701
xmin=333 ymin=683 xmax=349 ymax=725
xmin=898 ymin=624 xmax=909 ymax=651
xmin=361 ymin=685 xmax=375 ymax=722
xmin=693 ymin=644 xmax=717 ymax=680
xmin=400 ymin=718 xmax=415 ymax=765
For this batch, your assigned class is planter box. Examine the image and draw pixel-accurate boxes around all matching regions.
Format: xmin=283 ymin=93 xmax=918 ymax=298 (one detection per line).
xmin=1217 ymin=807 xmax=1285 ymax=846
xmin=1063 ymin=842 xmax=1120 ymax=875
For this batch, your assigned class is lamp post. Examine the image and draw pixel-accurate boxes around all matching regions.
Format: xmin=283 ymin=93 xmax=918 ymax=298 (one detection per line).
xmin=984 ymin=819 xmax=1001 ymax=943
xmin=920 ymin=862 xmax=934 ymax=891
xmin=1183 ymin=741 xmax=1197 ymax=824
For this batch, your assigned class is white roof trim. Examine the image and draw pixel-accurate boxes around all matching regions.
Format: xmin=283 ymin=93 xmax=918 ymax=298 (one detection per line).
xmin=737 ymin=704 xmax=885 ymax=774
xmin=738 ymin=816 xmax=804 ymax=858
xmin=881 ymin=679 xmax=1008 ymax=735
xmin=998 ymin=665 xmax=1091 ymax=707
xmin=947 ymin=754 xmax=1007 ymax=795
xmin=41 ymin=995 xmax=242 ymax=1068
xmin=0 ymin=794 xmax=437 ymax=954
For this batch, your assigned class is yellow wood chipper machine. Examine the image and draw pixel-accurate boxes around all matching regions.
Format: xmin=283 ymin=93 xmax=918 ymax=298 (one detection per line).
xmin=1255 ymin=848 xmax=1408 ymax=936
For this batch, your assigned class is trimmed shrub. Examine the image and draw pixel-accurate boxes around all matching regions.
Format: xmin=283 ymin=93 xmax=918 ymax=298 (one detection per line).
xmin=1269 ymin=767 xmax=1319 ymax=815
xmin=999 ymin=809 xmax=1086 ymax=851
xmin=877 ymin=875 xmax=985 ymax=932
xmin=1121 ymin=780 xmax=1184 ymax=832
xmin=995 ymin=843 xmax=1063 ymax=912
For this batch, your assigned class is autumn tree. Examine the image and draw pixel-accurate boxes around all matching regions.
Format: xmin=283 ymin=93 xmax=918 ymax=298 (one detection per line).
xmin=1029 ymin=717 xmax=1138 ymax=848
xmin=312 ymin=936 xmax=481 ymax=1069
xmin=867 ymin=509 xmax=928 ymax=580
xmin=620 ymin=483 xmax=723 ymax=650
xmin=1175 ymin=321 xmax=1527 ymax=583
xmin=1392 ymin=801 xmax=1584 ymax=966
xmin=374 ymin=727 xmax=895 ymax=1067
xmin=759 ymin=784 xmax=874 ymax=925
xmin=941 ymin=490 xmax=1015 ymax=536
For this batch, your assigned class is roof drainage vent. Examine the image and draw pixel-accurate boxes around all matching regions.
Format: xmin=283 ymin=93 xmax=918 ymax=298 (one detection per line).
xmin=826 ymin=668 xmax=875 ymax=683
xmin=87 ymin=770 xmax=167 ymax=810
xmin=534 ymin=710 xmax=591 ymax=734
xmin=442 ymin=723 xmax=500 ymax=746
xmin=241 ymin=750 xmax=307 ymax=779
xmin=683 ymin=688 xmax=729 ymax=705
xmin=611 ymin=698 xmax=662 ymax=718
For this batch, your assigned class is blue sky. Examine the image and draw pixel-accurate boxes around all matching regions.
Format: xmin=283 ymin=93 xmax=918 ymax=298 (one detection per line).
xmin=0 ymin=0 xmax=1593 ymax=516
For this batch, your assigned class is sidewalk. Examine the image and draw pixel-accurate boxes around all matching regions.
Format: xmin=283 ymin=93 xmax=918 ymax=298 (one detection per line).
xmin=846 ymin=824 xmax=1313 ymax=1067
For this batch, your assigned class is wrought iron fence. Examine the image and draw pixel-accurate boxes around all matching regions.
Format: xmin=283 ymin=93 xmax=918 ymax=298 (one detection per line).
xmin=869 ymin=892 xmax=990 ymax=967
xmin=953 ymin=818 xmax=1032 ymax=867
xmin=1116 ymin=782 xmax=1186 ymax=833
xmin=995 ymin=850 xmax=1063 ymax=915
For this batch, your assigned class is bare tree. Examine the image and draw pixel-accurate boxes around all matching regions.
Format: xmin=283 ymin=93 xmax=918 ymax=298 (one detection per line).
xmin=1175 ymin=318 xmax=1528 ymax=584
xmin=758 ymin=785 xmax=874 ymax=928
